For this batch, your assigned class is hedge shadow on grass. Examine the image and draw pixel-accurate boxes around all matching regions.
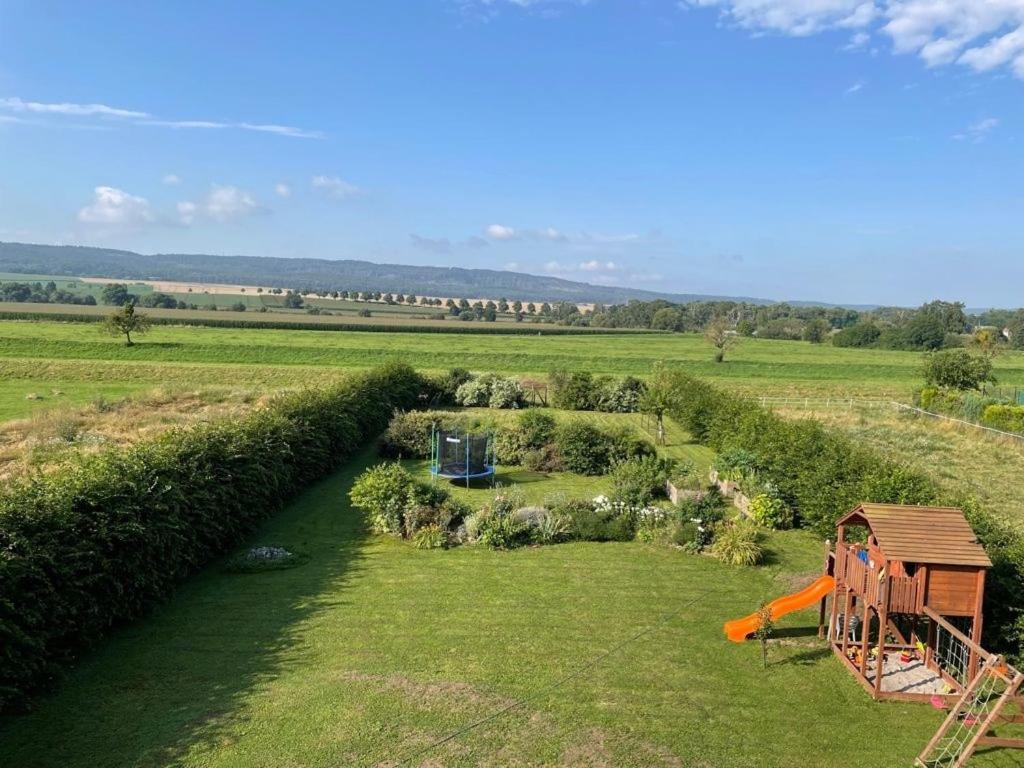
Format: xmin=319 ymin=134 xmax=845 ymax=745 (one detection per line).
xmin=0 ymin=453 xmax=375 ymax=767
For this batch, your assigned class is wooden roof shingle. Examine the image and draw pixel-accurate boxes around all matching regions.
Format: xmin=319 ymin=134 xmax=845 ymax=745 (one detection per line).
xmin=837 ymin=504 xmax=992 ymax=568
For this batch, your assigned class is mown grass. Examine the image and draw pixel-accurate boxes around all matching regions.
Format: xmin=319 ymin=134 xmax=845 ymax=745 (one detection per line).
xmin=3 ymin=319 xmax=1023 ymax=421
xmin=0 ymin=442 xmax=981 ymax=768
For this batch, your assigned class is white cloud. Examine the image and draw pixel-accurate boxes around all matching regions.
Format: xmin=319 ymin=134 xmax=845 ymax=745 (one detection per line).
xmin=176 ymin=201 xmax=198 ymax=226
xmin=680 ymin=0 xmax=1024 ymax=80
xmin=162 ymin=173 xmax=182 ymax=186
xmin=77 ymin=186 xmax=155 ymax=227
xmin=0 ymin=97 xmax=324 ymax=138
xmin=953 ymin=117 xmax=1000 ymax=142
xmin=578 ymin=259 xmax=619 ymax=271
xmin=1 ymin=96 xmax=149 ymax=119
xmin=845 ymin=80 xmax=866 ymax=93
xmin=312 ymin=175 xmax=360 ymax=198
xmin=275 ymin=182 xmax=292 ymax=198
xmin=486 ymin=223 xmax=518 ymax=240
xmin=178 ymin=185 xmax=265 ymax=224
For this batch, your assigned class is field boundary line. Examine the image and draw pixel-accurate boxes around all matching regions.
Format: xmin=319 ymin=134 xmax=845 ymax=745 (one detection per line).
xmin=375 ymin=589 xmax=717 ymax=767
xmin=891 ymin=401 xmax=1024 ymax=443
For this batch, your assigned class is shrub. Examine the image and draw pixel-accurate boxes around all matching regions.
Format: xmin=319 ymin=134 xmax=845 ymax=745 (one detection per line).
xmin=349 ymin=463 xmax=417 ymax=535
xmin=555 ymin=420 xmax=653 ymax=477
xmin=488 ymin=377 xmax=526 ymax=409
xmin=923 ymin=349 xmax=995 ymax=391
xmin=380 ymin=410 xmax=467 ymax=458
xmin=494 ymin=409 xmax=556 ymax=464
xmin=832 ymin=322 xmax=881 ymax=348
xmin=0 ymin=364 xmax=422 ymax=712
xmin=981 ymin=404 xmax=1024 ymax=434
xmin=710 ymin=520 xmax=765 ymax=566
xmin=748 ymin=492 xmax=793 ymax=530
xmin=455 ymin=373 xmax=525 ymax=409
xmin=550 ymin=370 xmax=600 ymax=410
xmin=596 ymin=376 xmax=646 ymax=413
xmin=413 ymin=524 xmax=448 ymax=550
xmin=609 ymin=455 xmax=676 ymax=506
xmin=455 ymin=377 xmax=490 ymax=407
xmin=425 ymin=367 xmax=473 ymax=405
xmin=557 ymin=497 xmax=636 ymax=542
xmin=713 ymin=448 xmax=761 ymax=482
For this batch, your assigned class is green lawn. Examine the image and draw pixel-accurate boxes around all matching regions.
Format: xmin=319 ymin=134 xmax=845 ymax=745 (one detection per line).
xmin=0 ymin=379 xmax=146 ymax=422
xmin=0 ymin=443 xmax=971 ymax=768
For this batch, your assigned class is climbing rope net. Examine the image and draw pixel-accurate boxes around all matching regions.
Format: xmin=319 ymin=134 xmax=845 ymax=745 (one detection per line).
xmin=917 ymin=659 xmax=1008 ymax=768
xmin=932 ymin=616 xmax=982 ymax=688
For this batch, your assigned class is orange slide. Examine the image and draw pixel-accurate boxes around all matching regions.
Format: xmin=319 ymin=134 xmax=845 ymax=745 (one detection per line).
xmin=723 ymin=575 xmax=835 ymax=642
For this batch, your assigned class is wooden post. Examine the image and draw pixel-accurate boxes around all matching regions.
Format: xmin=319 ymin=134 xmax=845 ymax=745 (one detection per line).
xmin=968 ymin=569 xmax=987 ymax=683
xmin=859 ymin=598 xmax=872 ymax=677
xmin=819 ymin=539 xmax=832 ymax=639
xmin=841 ymin=590 xmax=853 ymax=657
xmin=873 ymin=559 xmax=889 ymax=700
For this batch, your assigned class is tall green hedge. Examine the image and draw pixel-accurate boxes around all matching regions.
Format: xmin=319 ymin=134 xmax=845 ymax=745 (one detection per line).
xmin=663 ymin=370 xmax=1024 ymax=660
xmin=0 ymin=363 xmax=423 ymax=711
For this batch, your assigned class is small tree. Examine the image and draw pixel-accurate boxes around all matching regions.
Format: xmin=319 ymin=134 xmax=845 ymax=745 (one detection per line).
xmin=802 ymin=319 xmax=830 ymax=344
xmin=104 ymin=302 xmax=151 ymax=347
xmin=704 ymin=316 xmax=737 ymax=363
xmin=755 ymin=602 xmax=774 ymax=670
xmin=639 ymin=362 xmax=675 ymax=445
xmin=923 ymin=349 xmax=994 ymax=391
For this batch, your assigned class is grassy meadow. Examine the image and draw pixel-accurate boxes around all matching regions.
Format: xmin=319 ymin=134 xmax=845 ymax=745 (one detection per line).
xmin=3 ymin=317 xmax=1024 ymax=424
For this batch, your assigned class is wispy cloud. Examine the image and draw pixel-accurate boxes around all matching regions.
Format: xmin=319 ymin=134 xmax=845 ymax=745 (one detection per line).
xmin=845 ymin=80 xmax=865 ymax=94
xmin=0 ymin=96 xmax=324 ymax=138
xmin=681 ymin=1 xmax=1024 ymax=81
xmin=2 ymin=96 xmax=149 ymax=118
xmin=275 ymin=182 xmax=292 ymax=198
xmin=312 ymin=175 xmax=361 ymax=198
xmin=953 ymin=117 xmax=1000 ymax=143
xmin=162 ymin=173 xmax=182 ymax=186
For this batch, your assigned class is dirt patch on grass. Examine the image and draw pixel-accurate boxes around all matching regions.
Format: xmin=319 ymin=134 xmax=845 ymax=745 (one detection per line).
xmin=340 ymin=671 xmax=514 ymax=713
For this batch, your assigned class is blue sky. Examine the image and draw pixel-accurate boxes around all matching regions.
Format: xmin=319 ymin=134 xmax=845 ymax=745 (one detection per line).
xmin=1 ymin=0 xmax=1022 ymax=306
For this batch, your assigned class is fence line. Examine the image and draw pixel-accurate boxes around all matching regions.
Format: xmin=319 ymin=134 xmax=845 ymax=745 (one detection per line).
xmin=890 ymin=402 xmax=1024 ymax=443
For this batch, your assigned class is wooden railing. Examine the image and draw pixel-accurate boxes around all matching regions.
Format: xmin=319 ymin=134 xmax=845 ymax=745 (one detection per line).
xmin=834 ymin=547 xmax=919 ymax=614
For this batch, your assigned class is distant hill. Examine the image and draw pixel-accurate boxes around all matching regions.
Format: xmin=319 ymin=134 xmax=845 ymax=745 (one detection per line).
xmin=0 ymin=242 xmax=772 ymax=305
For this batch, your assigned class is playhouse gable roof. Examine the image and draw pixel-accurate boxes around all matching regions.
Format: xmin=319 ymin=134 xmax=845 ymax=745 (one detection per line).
xmin=838 ymin=504 xmax=992 ymax=568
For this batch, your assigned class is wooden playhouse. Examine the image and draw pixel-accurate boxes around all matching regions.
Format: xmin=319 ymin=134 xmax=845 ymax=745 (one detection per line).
xmin=821 ymin=504 xmax=992 ymax=702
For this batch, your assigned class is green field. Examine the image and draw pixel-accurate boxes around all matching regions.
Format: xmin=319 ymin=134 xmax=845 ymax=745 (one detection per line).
xmin=0 ymin=442 xmax=967 ymax=768
xmin=3 ymin=318 xmax=1024 ymax=426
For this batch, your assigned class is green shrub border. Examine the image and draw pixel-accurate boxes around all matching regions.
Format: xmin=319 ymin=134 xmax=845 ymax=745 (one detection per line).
xmin=0 ymin=363 xmax=423 ymax=712
xmin=664 ymin=370 xmax=1024 ymax=660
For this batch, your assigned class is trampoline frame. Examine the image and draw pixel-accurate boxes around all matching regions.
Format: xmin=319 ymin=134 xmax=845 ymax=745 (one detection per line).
xmin=429 ymin=424 xmax=496 ymax=488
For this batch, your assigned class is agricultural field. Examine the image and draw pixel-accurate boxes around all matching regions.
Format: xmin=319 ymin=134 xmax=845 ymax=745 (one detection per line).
xmin=3 ymin=316 xmax=1024 ymax=424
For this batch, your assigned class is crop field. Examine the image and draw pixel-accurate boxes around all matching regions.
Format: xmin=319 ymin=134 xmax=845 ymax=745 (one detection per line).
xmin=3 ymin=318 xmax=1024 ymax=427
xmin=0 ymin=441 xmax=978 ymax=768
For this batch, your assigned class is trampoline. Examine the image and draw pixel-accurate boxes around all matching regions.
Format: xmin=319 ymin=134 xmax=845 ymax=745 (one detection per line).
xmin=430 ymin=425 xmax=496 ymax=487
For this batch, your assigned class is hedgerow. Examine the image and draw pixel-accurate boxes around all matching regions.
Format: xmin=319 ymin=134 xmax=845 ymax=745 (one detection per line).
xmin=663 ymin=369 xmax=1024 ymax=661
xmin=0 ymin=363 xmax=423 ymax=712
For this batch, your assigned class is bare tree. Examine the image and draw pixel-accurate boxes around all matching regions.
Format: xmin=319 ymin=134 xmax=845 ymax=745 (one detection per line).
xmin=704 ymin=316 xmax=737 ymax=363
